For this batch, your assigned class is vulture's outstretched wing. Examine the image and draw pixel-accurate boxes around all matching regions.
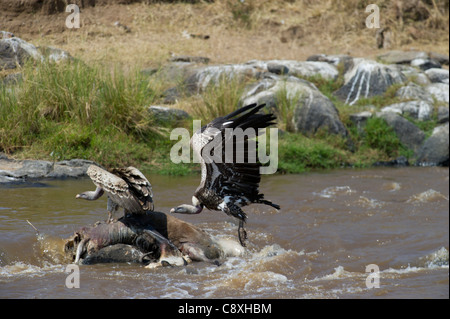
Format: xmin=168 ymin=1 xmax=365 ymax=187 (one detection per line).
xmin=193 ymin=104 xmax=278 ymax=206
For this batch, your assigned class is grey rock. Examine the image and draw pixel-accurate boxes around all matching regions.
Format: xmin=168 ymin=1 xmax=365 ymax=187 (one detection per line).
xmin=334 ymin=58 xmax=406 ymax=105
xmin=150 ymin=62 xmax=195 ymax=83
xmin=373 ymin=156 xmax=410 ymax=167
xmin=0 ymin=37 xmax=42 ymax=70
xmin=307 ymin=54 xmax=354 ymax=74
xmin=147 ymin=105 xmax=190 ymax=122
xmin=425 ymin=68 xmax=449 ymax=84
xmin=307 ymin=54 xmax=352 ymax=66
xmin=11 ymin=160 xmax=53 ymax=179
xmin=0 ymin=37 xmax=71 ymax=70
xmin=377 ymin=112 xmax=425 ymax=151
xmin=378 ymin=50 xmax=428 ymax=64
xmin=0 ymin=31 xmax=14 ymax=39
xmin=262 ymin=60 xmax=339 ymax=80
xmin=0 ymin=175 xmax=16 ymax=183
xmin=162 ymin=86 xmax=182 ymax=104
xmin=241 ymin=75 xmax=348 ymax=137
xmin=140 ymin=67 xmax=158 ymax=77
xmin=293 ymin=93 xmax=347 ymax=137
xmin=410 ymin=58 xmax=441 ymax=71
xmin=47 ymin=159 xmax=96 ymax=178
xmin=184 ymin=62 xmax=264 ymax=94
xmin=428 ymin=52 xmax=449 ymax=65
xmin=426 ymin=83 xmax=449 ymax=104
xmin=267 ymin=62 xmax=289 ymax=75
xmin=37 ymin=46 xmax=72 ymax=63
xmin=181 ymin=60 xmax=339 ymax=95
xmin=395 ymin=82 xmax=433 ymax=103
xmin=437 ymin=106 xmax=449 ymax=123
xmin=169 ymin=55 xmax=210 ymax=64
xmin=394 ymin=64 xmax=431 ymax=85
xmin=381 ymin=100 xmax=433 ymax=121
xmin=0 ymin=156 xmax=96 ymax=183
xmin=415 ymin=123 xmax=449 ymax=166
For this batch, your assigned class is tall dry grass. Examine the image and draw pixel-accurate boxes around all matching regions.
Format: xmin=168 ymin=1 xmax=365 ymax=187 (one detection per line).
xmin=0 ymin=59 xmax=163 ymax=166
xmin=19 ymin=0 xmax=447 ymax=70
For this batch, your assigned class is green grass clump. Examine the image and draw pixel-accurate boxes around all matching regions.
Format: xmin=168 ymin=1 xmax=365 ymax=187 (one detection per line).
xmin=189 ymin=75 xmax=248 ymax=123
xmin=0 ymin=60 xmax=163 ymax=167
xmin=360 ymin=117 xmax=403 ymax=158
xmin=274 ymin=82 xmax=301 ymax=133
xmin=277 ymin=133 xmax=349 ymax=173
xmin=228 ymin=0 xmax=255 ymax=29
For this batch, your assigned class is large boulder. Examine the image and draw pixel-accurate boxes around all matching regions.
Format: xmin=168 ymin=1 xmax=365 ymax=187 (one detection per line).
xmin=376 ymin=111 xmax=425 ymax=152
xmin=425 ymin=68 xmax=449 ymax=84
xmin=377 ymin=50 xmax=445 ymax=70
xmin=0 ymin=37 xmax=42 ymax=70
xmin=380 ymin=100 xmax=433 ymax=121
xmin=437 ymin=106 xmax=449 ymax=123
xmin=0 ymin=36 xmax=72 ymax=70
xmin=37 ymin=46 xmax=72 ymax=63
xmin=147 ymin=105 xmax=190 ymax=123
xmin=410 ymin=58 xmax=442 ymax=71
xmin=0 ymin=156 xmax=96 ymax=182
xmin=428 ymin=52 xmax=449 ymax=66
xmin=395 ymin=64 xmax=431 ymax=85
xmin=425 ymin=83 xmax=449 ymax=104
xmin=165 ymin=59 xmax=338 ymax=96
xmin=47 ymin=159 xmax=98 ymax=179
xmin=395 ymin=82 xmax=434 ymax=103
xmin=184 ymin=62 xmax=265 ymax=94
xmin=415 ymin=123 xmax=449 ymax=166
xmin=257 ymin=60 xmax=339 ymax=81
xmin=377 ymin=50 xmax=428 ymax=64
xmin=240 ymin=75 xmax=348 ymax=137
xmin=307 ymin=53 xmax=353 ymax=66
xmin=334 ymin=58 xmax=406 ymax=105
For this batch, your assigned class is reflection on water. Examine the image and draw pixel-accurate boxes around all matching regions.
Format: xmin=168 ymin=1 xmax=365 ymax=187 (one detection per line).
xmin=0 ymin=167 xmax=448 ymax=298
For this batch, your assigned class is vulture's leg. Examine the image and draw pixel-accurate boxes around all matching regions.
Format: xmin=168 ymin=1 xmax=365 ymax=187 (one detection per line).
xmin=222 ymin=203 xmax=248 ymax=247
xmin=238 ymin=220 xmax=248 ymax=247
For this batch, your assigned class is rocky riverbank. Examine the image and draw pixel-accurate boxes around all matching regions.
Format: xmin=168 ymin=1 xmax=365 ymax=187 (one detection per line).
xmin=1 ymin=33 xmax=449 ymax=183
xmin=0 ymin=154 xmax=96 ymax=183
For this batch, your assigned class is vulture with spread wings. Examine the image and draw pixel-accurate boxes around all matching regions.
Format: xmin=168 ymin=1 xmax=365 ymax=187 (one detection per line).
xmin=170 ymin=103 xmax=280 ymax=246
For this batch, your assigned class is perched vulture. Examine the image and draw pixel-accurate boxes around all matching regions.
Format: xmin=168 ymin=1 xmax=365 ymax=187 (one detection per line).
xmin=76 ymin=165 xmax=154 ymax=222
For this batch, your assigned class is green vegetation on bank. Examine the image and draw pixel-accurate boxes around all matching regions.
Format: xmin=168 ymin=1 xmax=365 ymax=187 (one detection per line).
xmin=0 ymin=60 xmax=438 ymax=175
xmin=0 ymin=60 xmax=162 ymax=168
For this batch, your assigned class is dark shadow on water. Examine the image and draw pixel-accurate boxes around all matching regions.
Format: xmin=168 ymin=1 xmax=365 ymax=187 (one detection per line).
xmin=0 ymin=180 xmax=53 ymax=189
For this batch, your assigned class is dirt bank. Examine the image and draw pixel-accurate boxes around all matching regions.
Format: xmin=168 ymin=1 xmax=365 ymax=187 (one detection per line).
xmin=1 ymin=0 xmax=448 ymax=67
xmin=0 ymin=0 xmax=144 ymax=15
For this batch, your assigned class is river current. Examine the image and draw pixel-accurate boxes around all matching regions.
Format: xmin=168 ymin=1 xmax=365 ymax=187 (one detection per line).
xmin=0 ymin=167 xmax=448 ymax=298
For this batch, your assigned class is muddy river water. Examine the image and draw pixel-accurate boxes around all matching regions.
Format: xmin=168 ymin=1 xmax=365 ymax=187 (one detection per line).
xmin=0 ymin=167 xmax=448 ymax=299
